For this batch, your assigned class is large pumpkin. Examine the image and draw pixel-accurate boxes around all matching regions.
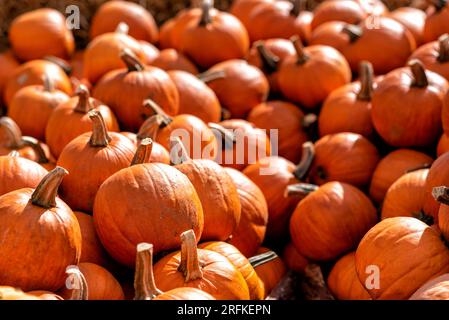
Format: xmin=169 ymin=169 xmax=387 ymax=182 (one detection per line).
xmin=0 ymin=167 xmax=81 ymax=291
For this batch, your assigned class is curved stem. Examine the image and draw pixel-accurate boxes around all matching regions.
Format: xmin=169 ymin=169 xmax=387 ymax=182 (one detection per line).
xmin=254 ymin=41 xmax=279 ymax=74
xmin=197 ymin=70 xmax=226 ymax=83
xmin=0 ymin=117 xmax=23 ymax=148
xmin=342 ymin=24 xmax=362 ymax=43
xmin=131 ymin=138 xmax=153 ymax=166
xmin=31 ymin=167 xmax=68 ymax=209
xmin=43 ymin=56 xmax=72 ymax=75
xmin=88 ymin=110 xmax=112 ymax=147
xmin=65 ymin=266 xmax=89 ymax=300
xmin=438 ymin=34 xmax=449 ymax=63
xmin=248 ymin=251 xmax=279 ymax=268
xmin=134 ymin=243 xmax=163 ymax=300
xmin=178 ymin=230 xmax=203 ymax=282
xmin=432 ymin=186 xmax=449 ymax=205
xmin=170 ymin=137 xmax=191 ymax=164
xmin=21 ymin=136 xmax=50 ymax=164
xmin=199 ymin=0 xmax=213 ymax=26
xmin=115 ymin=22 xmax=130 ymax=35
xmin=284 ymin=183 xmax=319 ymax=198
xmin=408 ymin=59 xmax=428 ymax=88
xmin=357 ymin=61 xmax=374 ymax=101
xmin=43 ymin=74 xmax=55 ymax=92
xmin=137 ymin=115 xmax=164 ymax=141
xmin=143 ymin=99 xmax=172 ymax=126
xmin=120 ymin=48 xmax=145 ymax=72
xmin=290 ymin=35 xmax=309 ymax=65
xmin=292 ymin=142 xmax=315 ymax=181
xmin=74 ymin=85 xmax=92 ymax=114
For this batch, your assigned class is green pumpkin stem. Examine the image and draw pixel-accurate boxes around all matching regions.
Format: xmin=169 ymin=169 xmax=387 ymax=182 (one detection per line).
xmin=292 ymin=142 xmax=315 ymax=181
xmin=197 ymin=70 xmax=226 ymax=83
xmin=284 ymin=183 xmax=319 ymax=198
xmin=65 ymin=266 xmax=89 ymax=300
xmin=178 ymin=230 xmax=203 ymax=282
xmin=31 ymin=167 xmax=68 ymax=209
xmin=408 ymin=59 xmax=428 ymax=88
xmin=134 ymin=243 xmax=163 ymax=300
xmin=120 ymin=48 xmax=145 ymax=72
xmin=254 ymin=41 xmax=279 ymax=74
xmin=74 ymin=85 xmax=92 ymax=114
xmin=438 ymin=34 xmax=449 ymax=62
xmin=248 ymin=251 xmax=279 ymax=268
xmin=357 ymin=61 xmax=374 ymax=101
xmin=199 ymin=0 xmax=213 ymax=26
xmin=291 ymin=35 xmax=309 ymax=65
xmin=131 ymin=138 xmax=153 ymax=166
xmin=88 ymin=110 xmax=112 ymax=147
xmin=342 ymin=24 xmax=362 ymax=43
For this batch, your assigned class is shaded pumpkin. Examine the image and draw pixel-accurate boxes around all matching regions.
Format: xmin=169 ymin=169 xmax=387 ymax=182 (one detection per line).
xmin=438 ymin=133 xmax=449 ymax=157
xmin=311 ymin=0 xmax=366 ymax=30
xmin=282 ymin=242 xmax=309 ymax=273
xmin=230 ymin=0 xmax=274 ymax=30
xmin=251 ymin=247 xmax=287 ymax=297
xmin=410 ymin=274 xmax=449 ymax=300
xmin=0 ymin=51 xmax=20 ymax=101
xmin=122 ymin=131 xmax=170 ymax=164
xmin=27 ymin=290 xmax=63 ymax=300
xmin=139 ymin=41 xmax=160 ymax=64
xmin=423 ymin=1 xmax=449 ymax=43
xmin=388 ymin=7 xmax=426 ymax=46
xmin=151 ymin=49 xmax=199 ymax=74
xmin=423 ymin=151 xmax=449 ymax=222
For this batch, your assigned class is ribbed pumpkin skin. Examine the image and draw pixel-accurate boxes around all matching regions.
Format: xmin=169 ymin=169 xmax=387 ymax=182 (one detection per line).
xmin=355 ymin=217 xmax=449 ymax=300
xmin=410 ymin=274 xmax=449 ymax=300
xmin=253 ymin=247 xmax=287 ymax=297
xmin=327 ymin=252 xmax=371 ymax=300
xmin=154 ymin=288 xmax=216 ymax=300
xmin=93 ymin=163 xmax=204 ymax=267
xmin=199 ymin=241 xmax=264 ymax=300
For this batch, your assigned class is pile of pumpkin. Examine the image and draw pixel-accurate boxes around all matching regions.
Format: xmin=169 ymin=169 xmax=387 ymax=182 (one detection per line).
xmin=3 ymin=0 xmax=449 ymax=301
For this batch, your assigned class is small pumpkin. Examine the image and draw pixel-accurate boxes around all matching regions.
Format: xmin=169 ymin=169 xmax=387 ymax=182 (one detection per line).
xmin=153 ymin=230 xmax=250 ymax=300
xmin=92 ymin=49 xmax=179 ymax=132
xmin=423 ymin=0 xmax=449 ymax=43
xmin=90 ymin=0 xmax=158 ymax=44
xmin=282 ymin=242 xmax=309 ymax=273
xmin=410 ymin=274 xmax=449 ymax=300
xmin=369 ymin=149 xmax=433 ymax=204
xmin=432 ymin=186 xmax=449 ymax=244
xmin=0 ymin=50 xmax=19 ymax=100
xmin=438 ymin=133 xmax=449 ymax=156
xmin=123 ymin=131 xmax=170 ymax=164
xmin=355 ymin=217 xmax=449 ymax=299
xmin=388 ymin=7 xmax=426 ymax=46
xmin=278 ymin=36 xmax=351 ymax=109
xmin=152 ymin=49 xmax=199 ymax=74
xmin=372 ymin=60 xmax=448 ymax=147
xmin=230 ymin=0 xmax=274 ymax=30
xmin=45 ymin=85 xmax=119 ymax=158
xmin=57 ymin=110 xmax=136 ymax=213
xmin=327 ymin=252 xmax=371 ymax=300
xmin=139 ymin=41 xmax=160 ymax=65
xmin=311 ymin=0 xmax=366 ymax=30
xmin=9 ymin=8 xmax=74 ymax=61
xmin=423 ymin=151 xmax=449 ymax=222
xmin=251 ymin=247 xmax=287 ymax=297
xmin=225 ymin=167 xmax=268 ymax=257
xmin=0 ymin=167 xmax=82 ymax=291
xmin=289 ymin=182 xmax=378 ymax=261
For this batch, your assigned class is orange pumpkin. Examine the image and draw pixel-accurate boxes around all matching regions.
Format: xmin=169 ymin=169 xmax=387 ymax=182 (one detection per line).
xmin=438 ymin=133 xmax=449 ymax=156
xmin=388 ymin=7 xmax=426 ymax=46
xmin=0 ymin=51 xmax=19 ymax=101
xmin=0 ymin=287 xmax=41 ymax=300
xmin=311 ymin=0 xmax=366 ymax=30
xmin=153 ymin=230 xmax=250 ymax=300
xmin=122 ymin=131 xmax=170 ymax=164
xmin=251 ymin=247 xmax=287 ymax=297
xmin=423 ymin=151 xmax=449 ymax=222
xmin=410 ymin=274 xmax=449 ymax=300
xmin=282 ymin=242 xmax=309 ymax=273
xmin=139 ymin=41 xmax=160 ymax=65
xmin=230 ymin=0 xmax=274 ymax=30
xmin=27 ymin=290 xmax=63 ymax=300
xmin=151 ymin=49 xmax=199 ymax=74
xmin=423 ymin=1 xmax=449 ymax=43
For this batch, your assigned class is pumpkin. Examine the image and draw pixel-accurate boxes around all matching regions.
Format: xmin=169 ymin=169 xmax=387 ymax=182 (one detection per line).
xmin=438 ymin=134 xmax=449 ymax=156
xmin=153 ymin=230 xmax=250 ymax=300
xmin=70 ymin=51 xmax=85 ymax=81
xmin=4 ymin=59 xmax=72 ymax=106
xmin=289 ymin=182 xmax=378 ymax=261
xmin=199 ymin=241 xmax=264 ymax=300
xmin=410 ymin=274 xmax=449 ymax=300
xmin=139 ymin=41 xmax=160 ymax=65
xmin=0 ymin=51 xmax=19 ymax=100
xmin=327 ymin=252 xmax=371 ymax=300
xmin=230 ymin=0 xmax=274 ymax=30
xmin=90 ymin=0 xmax=158 ymax=44
xmin=215 ymin=119 xmax=271 ymax=170
xmin=159 ymin=17 xmax=178 ymax=50
xmin=311 ymin=0 xmax=366 ymax=30
xmin=167 ymin=70 xmax=221 ymax=123
xmin=355 ymin=217 xmax=449 ymax=299
xmin=176 ymin=0 xmax=249 ymax=69
xmin=423 ymin=0 xmax=449 ymax=43
xmin=278 ymin=36 xmax=351 ymax=109
xmin=45 ymin=84 xmax=119 ymax=158
xmin=0 ymin=287 xmax=41 ymax=300
xmin=0 ymin=167 xmax=81 ymax=291
xmin=432 ymin=186 xmax=449 ymax=243
xmin=0 ymin=152 xmax=48 ymax=196
xmin=133 ymin=242 xmax=215 ymax=300
xmin=152 ymin=49 xmax=199 ymax=74
xmin=310 ymin=18 xmax=415 ymax=74
xmin=242 ymin=143 xmax=314 ymax=241
xmin=8 ymin=77 xmax=69 ymax=140
xmin=93 ymin=142 xmax=204 ymax=267
xmin=382 ymin=169 xmax=431 ymax=223
xmin=372 ymin=60 xmax=447 ymax=147
xmin=251 ymin=247 xmax=286 ymax=297
xmin=171 ymin=139 xmax=241 ymax=241
xmin=388 ymin=7 xmax=426 ymax=46
xmin=308 ymin=132 xmax=379 ymax=187
xmin=59 ymin=263 xmax=124 ymax=300
xmin=83 ymin=23 xmax=145 ymax=84
xmin=423 ymin=151 xmax=449 ymax=222
xmin=282 ymin=242 xmax=309 ymax=273
xmin=245 ymin=0 xmax=313 ymax=43
xmin=247 ymin=100 xmax=308 ymax=163
xmin=9 ymin=8 xmax=74 ymax=61
xmin=318 ymin=61 xmax=374 ymax=138
xmin=57 ymin=110 xmax=135 ymax=212
xmin=369 ymin=149 xmax=433 ymax=204
xmin=225 ymin=167 xmax=268 ymax=257
xmin=92 ymin=49 xmax=179 ymax=132
xmin=27 ymin=290 xmax=63 ymax=300
xmin=246 ymin=38 xmax=295 ymax=93
xmin=124 ymin=131 xmax=170 ymax=164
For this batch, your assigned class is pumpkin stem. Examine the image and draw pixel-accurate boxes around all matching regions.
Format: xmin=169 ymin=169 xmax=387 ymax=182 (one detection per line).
xmin=248 ymin=251 xmax=279 ymax=268
xmin=137 ymin=114 xmax=165 ymax=141
xmin=43 ymin=74 xmax=55 ymax=92
xmin=342 ymin=24 xmax=362 ymax=43
xmin=170 ymin=137 xmax=191 ymax=164
xmin=143 ymin=99 xmax=173 ymax=126
xmin=199 ymin=0 xmax=213 ymax=26
xmin=131 ymin=138 xmax=153 ymax=166
xmin=408 ymin=59 xmax=428 ymax=88
xmin=357 ymin=61 xmax=374 ymax=101
xmin=293 ymin=142 xmax=315 ymax=181
xmin=291 ymin=35 xmax=309 ymax=65
xmin=178 ymin=230 xmax=203 ymax=282
xmin=74 ymin=85 xmax=93 ymax=114
xmin=43 ymin=56 xmax=72 ymax=75
xmin=438 ymin=34 xmax=449 ymax=62
xmin=88 ymin=110 xmax=112 ymax=147
xmin=65 ymin=265 xmax=89 ymax=300
xmin=291 ymin=0 xmax=306 ymax=17
xmin=120 ymin=48 xmax=145 ymax=72
xmin=7 ymin=150 xmax=20 ymax=157
xmin=254 ymin=41 xmax=279 ymax=74
xmin=134 ymin=243 xmax=163 ymax=300
xmin=284 ymin=183 xmax=319 ymax=198
xmin=31 ymin=166 xmax=68 ymax=209
xmin=21 ymin=136 xmax=50 ymax=165
xmin=197 ymin=70 xmax=226 ymax=83
xmin=0 ymin=117 xmax=23 ymax=148
xmin=208 ymin=122 xmax=236 ymax=146
xmin=432 ymin=186 xmax=449 ymax=206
